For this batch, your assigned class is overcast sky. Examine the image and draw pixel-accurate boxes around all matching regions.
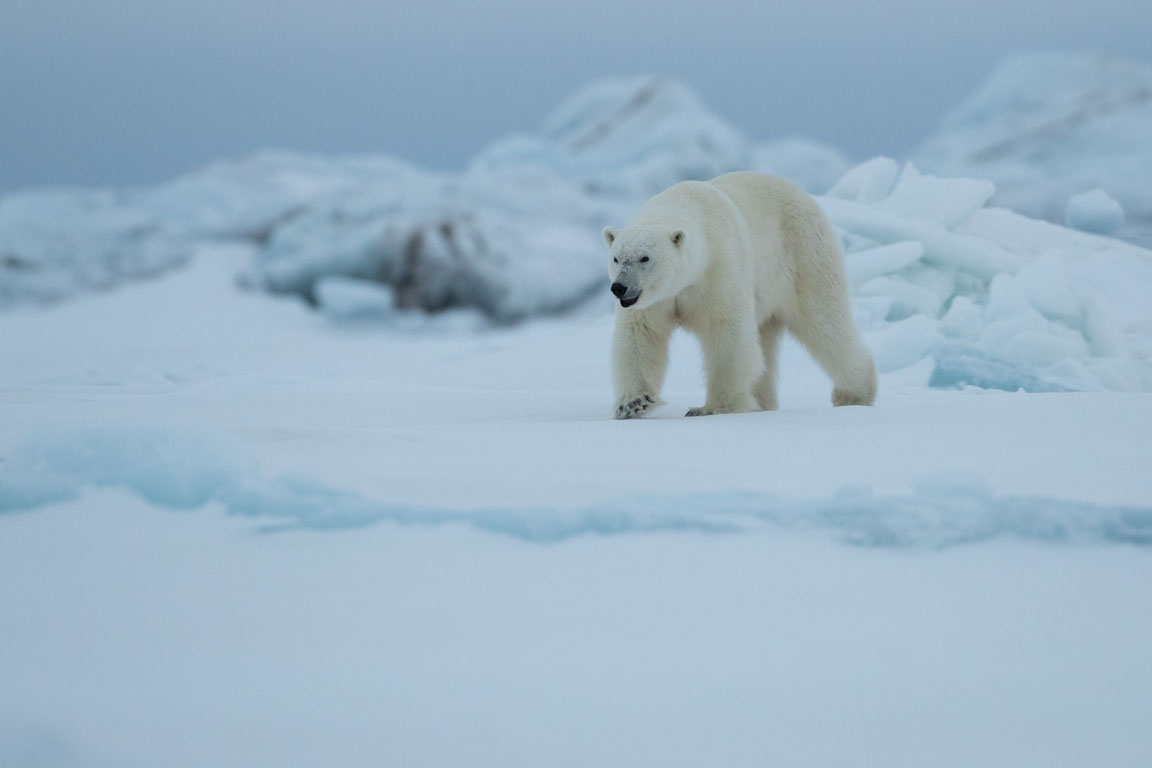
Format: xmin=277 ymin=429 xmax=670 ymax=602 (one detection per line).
xmin=2 ymin=0 xmax=1150 ymax=192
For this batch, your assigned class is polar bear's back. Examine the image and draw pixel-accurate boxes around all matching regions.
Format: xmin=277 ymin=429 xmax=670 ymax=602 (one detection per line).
xmin=706 ymin=170 xmax=804 ymax=205
xmin=705 ymin=172 xmax=839 ymax=261
xmin=709 ymin=172 xmax=848 ymax=309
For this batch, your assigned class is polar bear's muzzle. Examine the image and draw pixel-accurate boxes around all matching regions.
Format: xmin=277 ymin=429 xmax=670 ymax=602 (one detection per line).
xmin=610 ymin=281 xmax=642 ymax=308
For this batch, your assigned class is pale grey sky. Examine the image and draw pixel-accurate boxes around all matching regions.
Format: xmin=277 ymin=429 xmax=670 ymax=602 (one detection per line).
xmin=2 ymin=0 xmax=1149 ymax=191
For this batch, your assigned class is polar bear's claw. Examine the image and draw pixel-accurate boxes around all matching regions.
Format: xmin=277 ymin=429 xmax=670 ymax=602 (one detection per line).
xmin=685 ymin=407 xmax=713 ymax=417
xmin=616 ymin=394 xmax=657 ymax=420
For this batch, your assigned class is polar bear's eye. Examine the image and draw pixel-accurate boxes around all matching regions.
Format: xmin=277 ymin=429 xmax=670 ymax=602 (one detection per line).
xmin=640 ymin=256 xmax=650 ymax=263
xmin=613 ymin=257 xmax=618 ymax=263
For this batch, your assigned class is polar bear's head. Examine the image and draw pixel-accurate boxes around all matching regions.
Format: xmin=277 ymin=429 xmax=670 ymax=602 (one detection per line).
xmin=603 ymin=226 xmax=688 ymax=309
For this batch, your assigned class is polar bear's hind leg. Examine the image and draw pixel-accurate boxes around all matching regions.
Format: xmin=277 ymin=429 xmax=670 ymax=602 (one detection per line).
xmin=753 ymin=316 xmax=784 ymax=411
xmin=789 ymin=312 xmax=877 ymax=407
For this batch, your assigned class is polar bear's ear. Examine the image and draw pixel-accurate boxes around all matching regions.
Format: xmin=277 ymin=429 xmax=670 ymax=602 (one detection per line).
xmin=603 ymin=227 xmax=617 ymax=247
xmin=671 ymin=230 xmax=685 ymax=247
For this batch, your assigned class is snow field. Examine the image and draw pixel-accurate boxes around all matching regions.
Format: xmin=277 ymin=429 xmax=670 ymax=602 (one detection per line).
xmin=2 ymin=497 xmax=1152 ymax=768
xmin=2 ymin=199 xmax=1151 ymax=768
xmin=3 ymin=48 xmax=1152 ymax=768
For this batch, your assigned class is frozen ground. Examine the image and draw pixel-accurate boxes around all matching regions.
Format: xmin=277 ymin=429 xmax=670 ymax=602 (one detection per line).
xmin=1 ymin=249 xmax=1151 ymax=766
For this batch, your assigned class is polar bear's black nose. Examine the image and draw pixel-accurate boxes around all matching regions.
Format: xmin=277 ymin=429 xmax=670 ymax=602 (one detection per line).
xmin=610 ymin=282 xmax=628 ymax=298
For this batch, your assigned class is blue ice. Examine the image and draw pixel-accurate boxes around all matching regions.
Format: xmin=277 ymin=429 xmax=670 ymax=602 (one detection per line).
xmin=2 ymin=426 xmax=1149 ymax=549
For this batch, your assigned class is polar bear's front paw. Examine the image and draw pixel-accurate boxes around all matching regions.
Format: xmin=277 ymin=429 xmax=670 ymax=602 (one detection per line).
xmin=685 ymin=406 xmax=714 ymax=417
xmin=615 ymin=394 xmax=658 ymax=420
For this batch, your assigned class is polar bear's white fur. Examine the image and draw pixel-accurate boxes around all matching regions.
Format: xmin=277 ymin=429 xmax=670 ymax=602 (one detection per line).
xmin=605 ymin=171 xmax=876 ymax=419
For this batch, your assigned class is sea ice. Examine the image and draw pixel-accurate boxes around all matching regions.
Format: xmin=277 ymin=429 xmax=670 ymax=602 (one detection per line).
xmin=471 ymin=76 xmax=750 ymax=199
xmin=843 ymin=241 xmax=924 ymax=286
xmin=1065 ymin=189 xmax=1125 ymax=235
xmin=873 ymin=164 xmax=995 ymax=229
xmin=2 ymin=72 xmax=1152 ymax=394
xmin=825 ymin=156 xmax=900 ymax=203
xmin=314 ymin=276 xmax=395 ymax=319
xmin=914 ymin=51 xmax=1152 ymax=237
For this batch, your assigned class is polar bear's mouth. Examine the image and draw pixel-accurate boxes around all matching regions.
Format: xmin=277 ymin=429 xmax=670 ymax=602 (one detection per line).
xmin=619 ymin=292 xmax=641 ymax=308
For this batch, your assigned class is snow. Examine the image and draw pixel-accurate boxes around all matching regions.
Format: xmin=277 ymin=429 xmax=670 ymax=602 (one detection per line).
xmin=843 ymin=241 xmax=926 ymax=286
xmin=5 ymin=65 xmax=1152 ymax=394
xmin=826 ymin=155 xmax=901 ymax=204
xmin=0 ymin=152 xmax=612 ymax=322
xmin=7 ymin=151 xmax=1152 ymax=393
xmin=4 ymin=54 xmax=1152 ymax=767
xmin=820 ymin=161 xmax=1152 ymax=393
xmin=250 ymin=163 xmax=612 ymax=322
xmin=313 ymin=275 xmax=395 ymax=319
xmin=0 ymin=232 xmax=1147 ymax=764
xmin=4 ymin=500 xmax=1151 ymax=768
xmin=1 ymin=249 xmax=1151 ymax=766
xmin=874 ymin=164 xmax=995 ymax=229
xmin=914 ymin=51 xmax=1152 ymax=240
xmin=0 ymin=188 xmax=192 ymax=306
xmin=1 ymin=250 xmax=1149 ymax=516
xmin=0 ymin=77 xmax=845 ymax=320
xmin=1065 ymin=188 xmax=1126 ymax=235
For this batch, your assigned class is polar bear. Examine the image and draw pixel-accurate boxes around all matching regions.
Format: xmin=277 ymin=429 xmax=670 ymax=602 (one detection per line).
xmin=605 ymin=171 xmax=876 ymax=419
